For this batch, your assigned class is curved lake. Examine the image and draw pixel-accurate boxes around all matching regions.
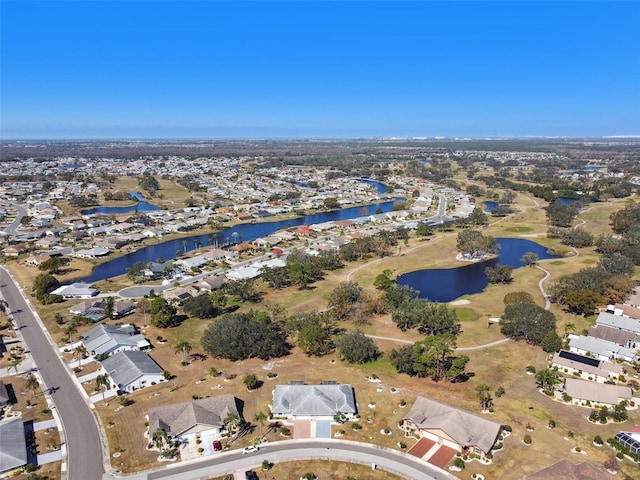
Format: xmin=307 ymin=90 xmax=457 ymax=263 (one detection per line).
xmin=80 ymin=200 xmax=396 ymax=283
xmin=82 ymin=192 xmax=161 ymax=215
xmin=483 ymin=201 xmax=498 ymax=212
xmin=361 ymin=179 xmax=388 ymax=194
xmin=397 ymin=238 xmax=558 ymax=303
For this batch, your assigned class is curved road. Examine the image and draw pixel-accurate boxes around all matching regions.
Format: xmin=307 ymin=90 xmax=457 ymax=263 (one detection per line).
xmin=145 ymin=439 xmax=456 ymax=480
xmin=0 ymin=267 xmax=105 ymax=480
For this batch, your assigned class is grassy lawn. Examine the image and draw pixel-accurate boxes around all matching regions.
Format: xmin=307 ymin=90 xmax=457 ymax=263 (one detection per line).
xmin=8 ymin=189 xmax=640 ymax=479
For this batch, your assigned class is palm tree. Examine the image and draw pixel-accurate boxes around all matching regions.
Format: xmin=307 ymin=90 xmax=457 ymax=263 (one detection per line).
xmin=8 ymin=357 xmax=22 ymax=374
xmin=182 ymin=239 xmax=188 ymax=253
xmin=96 ymin=374 xmax=109 ymax=404
xmin=25 ymin=373 xmax=39 ymax=398
xmin=223 ymin=412 xmax=241 ymax=434
xmin=476 ymin=383 xmax=493 ymax=412
xmin=64 ymin=324 xmax=77 ymax=343
xmin=151 ymin=428 xmax=168 ymax=453
xmin=74 ymin=345 xmax=88 ymax=368
xmin=254 ymin=411 xmax=267 ymax=439
xmin=103 ymin=296 xmax=115 ymax=320
xmin=174 ymin=340 xmax=192 ymax=367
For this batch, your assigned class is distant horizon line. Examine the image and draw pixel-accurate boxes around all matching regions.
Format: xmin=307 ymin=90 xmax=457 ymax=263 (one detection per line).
xmin=3 ymin=135 xmax=640 ymax=142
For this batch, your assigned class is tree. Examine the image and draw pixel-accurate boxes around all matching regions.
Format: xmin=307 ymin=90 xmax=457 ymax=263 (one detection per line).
xmin=563 ymin=289 xmax=602 ymax=316
xmin=323 ymin=197 xmax=340 ymax=209
xmin=243 ymin=374 xmax=258 ymax=390
xmin=74 ymin=345 xmax=88 ymax=368
xmin=103 ymin=296 xmax=115 ymax=320
xmin=8 ymin=357 xmax=23 ymax=374
xmin=201 ymin=312 xmax=290 ymax=361
xmin=334 ymin=331 xmax=380 ymax=364
xmin=503 ymin=291 xmax=535 ymax=306
xmin=373 ymin=269 xmax=394 ymax=290
xmin=467 ymin=207 xmax=488 ymax=226
xmin=261 ymin=266 xmax=289 ymax=289
xmin=520 ymin=252 xmax=539 ymax=267
xmin=541 ymin=330 xmax=563 ymax=353
xmin=535 ymin=368 xmax=559 ymax=391
xmin=151 ymin=428 xmax=168 ymax=453
xmin=298 ymin=323 xmax=334 ymax=357
xmin=25 ymin=373 xmax=38 ymax=398
xmin=476 ymin=383 xmax=492 ymax=411
xmin=327 ymin=282 xmax=362 ymax=321
xmin=126 ymin=261 xmax=148 ymax=283
xmin=33 ymin=273 xmax=60 ymax=303
xmin=546 ymin=199 xmax=578 ymax=227
xmin=96 ymin=374 xmax=110 ymax=403
xmin=183 ymin=294 xmax=218 ymax=319
xmin=254 ymin=411 xmax=267 ymax=439
xmin=150 ymin=297 xmax=177 ymax=328
xmin=224 ymin=279 xmax=260 ymax=303
xmin=456 ymin=230 xmax=499 ymax=259
xmin=38 ymin=256 xmax=71 ymax=274
xmin=174 ymin=340 xmax=192 ymax=367
xmin=391 ymin=298 xmax=458 ymax=335
xmin=500 ymin=303 xmax=556 ymax=345
xmin=64 ymin=324 xmax=78 ymax=343
xmin=485 ymin=264 xmax=513 ymax=284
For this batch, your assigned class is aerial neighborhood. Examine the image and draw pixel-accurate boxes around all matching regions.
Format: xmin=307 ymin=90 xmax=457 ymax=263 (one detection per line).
xmin=1 ymin=138 xmax=640 ymax=480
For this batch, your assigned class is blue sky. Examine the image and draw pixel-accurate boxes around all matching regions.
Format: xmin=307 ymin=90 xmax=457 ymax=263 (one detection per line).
xmin=1 ymin=1 xmax=639 ymax=138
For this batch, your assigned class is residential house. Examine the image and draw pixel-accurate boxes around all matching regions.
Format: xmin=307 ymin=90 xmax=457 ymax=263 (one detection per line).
xmin=163 ymin=286 xmax=198 ymax=303
xmin=147 ymin=394 xmax=242 ymax=441
xmin=596 ymin=311 xmax=640 ymax=336
xmin=175 ymin=255 xmax=209 ymax=271
xmin=271 ymin=382 xmax=357 ymax=420
xmin=402 ymin=396 xmax=503 ymax=458
xmin=551 ymin=350 xmax=623 ymax=383
xmin=568 ymin=335 xmax=638 ymax=362
xmin=524 ymin=459 xmax=613 ymax=480
xmin=101 ymin=351 xmax=164 ymax=393
xmin=564 ymin=377 xmax=632 ymax=407
xmin=51 ymin=282 xmax=99 ymax=299
xmin=2 ymin=244 xmax=28 ymax=257
xmin=0 ymin=417 xmax=27 ymax=474
xmin=202 ymin=248 xmax=237 ymax=262
xmin=72 ymin=246 xmax=110 ymax=258
xmin=197 ymin=276 xmax=226 ymax=292
xmin=588 ymin=324 xmax=640 ymax=350
xmin=82 ymin=324 xmax=150 ymax=357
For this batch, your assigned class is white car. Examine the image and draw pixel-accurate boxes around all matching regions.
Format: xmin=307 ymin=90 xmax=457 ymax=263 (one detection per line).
xmin=242 ymin=446 xmax=259 ymax=454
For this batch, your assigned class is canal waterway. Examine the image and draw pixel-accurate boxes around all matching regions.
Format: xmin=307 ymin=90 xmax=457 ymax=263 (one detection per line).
xmin=81 ymin=192 xmax=161 ymax=215
xmin=397 ymin=238 xmax=558 ymax=303
xmin=80 ymin=200 xmax=397 ymax=283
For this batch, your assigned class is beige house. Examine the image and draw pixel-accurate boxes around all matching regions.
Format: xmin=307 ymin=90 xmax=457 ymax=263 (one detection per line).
xmin=402 ymin=396 xmax=503 ymax=458
xmin=564 ymin=377 xmax=633 ymax=407
xmin=551 ymin=350 xmax=623 ymax=383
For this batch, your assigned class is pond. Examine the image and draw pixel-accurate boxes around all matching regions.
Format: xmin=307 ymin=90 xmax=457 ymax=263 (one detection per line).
xmin=396 ymin=238 xmax=558 ymax=303
xmin=81 ymin=192 xmax=161 ymax=215
xmin=80 ymin=200 xmax=398 ymax=283
xmin=483 ymin=201 xmax=498 ymax=212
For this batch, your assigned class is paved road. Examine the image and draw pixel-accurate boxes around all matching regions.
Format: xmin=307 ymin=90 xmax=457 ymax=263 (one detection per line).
xmin=144 ymin=439 xmax=457 ymax=480
xmin=2 ymin=203 xmax=27 ymax=235
xmin=0 ymin=267 xmax=105 ymax=480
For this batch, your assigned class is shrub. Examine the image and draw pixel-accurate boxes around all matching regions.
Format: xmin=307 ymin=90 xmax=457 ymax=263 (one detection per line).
xmin=523 ymin=434 xmax=532 ymax=445
xmin=548 ymin=419 xmax=556 ymax=429
xmin=594 ymin=435 xmax=603 ymax=445
xmin=351 ymin=423 xmax=362 ymax=430
xmin=526 ymin=365 xmax=536 ymax=374
xmin=452 ymin=457 xmax=465 ymax=470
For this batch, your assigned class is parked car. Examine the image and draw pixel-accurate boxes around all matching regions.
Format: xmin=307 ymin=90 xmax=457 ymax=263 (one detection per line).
xmin=212 ymin=440 xmax=222 ymax=451
xmin=245 ymin=471 xmax=259 ymax=480
xmin=242 ymin=445 xmax=259 ymax=454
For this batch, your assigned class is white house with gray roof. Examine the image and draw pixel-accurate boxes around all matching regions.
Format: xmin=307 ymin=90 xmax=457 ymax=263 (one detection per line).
xmin=568 ymin=335 xmax=638 ymax=362
xmin=271 ymin=383 xmax=357 ymax=420
xmin=81 ymin=324 xmax=150 ymax=357
xmin=596 ymin=311 xmax=640 ymax=335
xmin=51 ymin=282 xmax=98 ymax=299
xmin=101 ymin=351 xmax=164 ymax=393
xmin=402 ymin=396 xmax=503 ymax=458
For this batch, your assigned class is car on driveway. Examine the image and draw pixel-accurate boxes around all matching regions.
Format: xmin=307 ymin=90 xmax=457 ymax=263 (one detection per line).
xmin=213 ymin=440 xmax=222 ymax=451
xmin=245 ymin=471 xmax=259 ymax=480
xmin=242 ymin=446 xmax=259 ymax=454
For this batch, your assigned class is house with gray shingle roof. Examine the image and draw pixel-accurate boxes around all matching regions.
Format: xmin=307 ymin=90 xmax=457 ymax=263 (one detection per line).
xmin=101 ymin=351 xmax=164 ymax=393
xmin=402 ymin=396 xmax=503 ymax=458
xmin=81 ymin=324 xmax=150 ymax=357
xmin=147 ymin=394 xmax=242 ymax=440
xmin=271 ymin=383 xmax=357 ymax=420
xmin=0 ymin=417 xmax=27 ymax=474
xmin=564 ymin=377 xmax=632 ymax=407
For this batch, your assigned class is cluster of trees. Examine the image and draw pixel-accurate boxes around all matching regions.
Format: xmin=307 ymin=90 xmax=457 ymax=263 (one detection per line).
xmin=32 ymin=273 xmax=62 ymax=304
xmin=547 ymin=227 xmax=594 ymax=248
xmin=150 ymin=296 xmax=178 ymax=328
xmin=456 ymin=230 xmax=500 ymax=259
xmin=200 ymin=311 xmax=290 ymax=361
xmin=499 ymin=292 xmax=561 ymax=352
xmin=38 ymin=257 xmax=71 ymax=274
xmin=138 ymin=174 xmax=160 ymax=195
xmin=262 ymin=250 xmax=343 ymax=290
xmin=68 ymin=195 xmax=99 ymax=207
xmin=546 ymin=200 xmax=579 ymax=227
xmin=390 ymin=333 xmax=469 ymax=382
